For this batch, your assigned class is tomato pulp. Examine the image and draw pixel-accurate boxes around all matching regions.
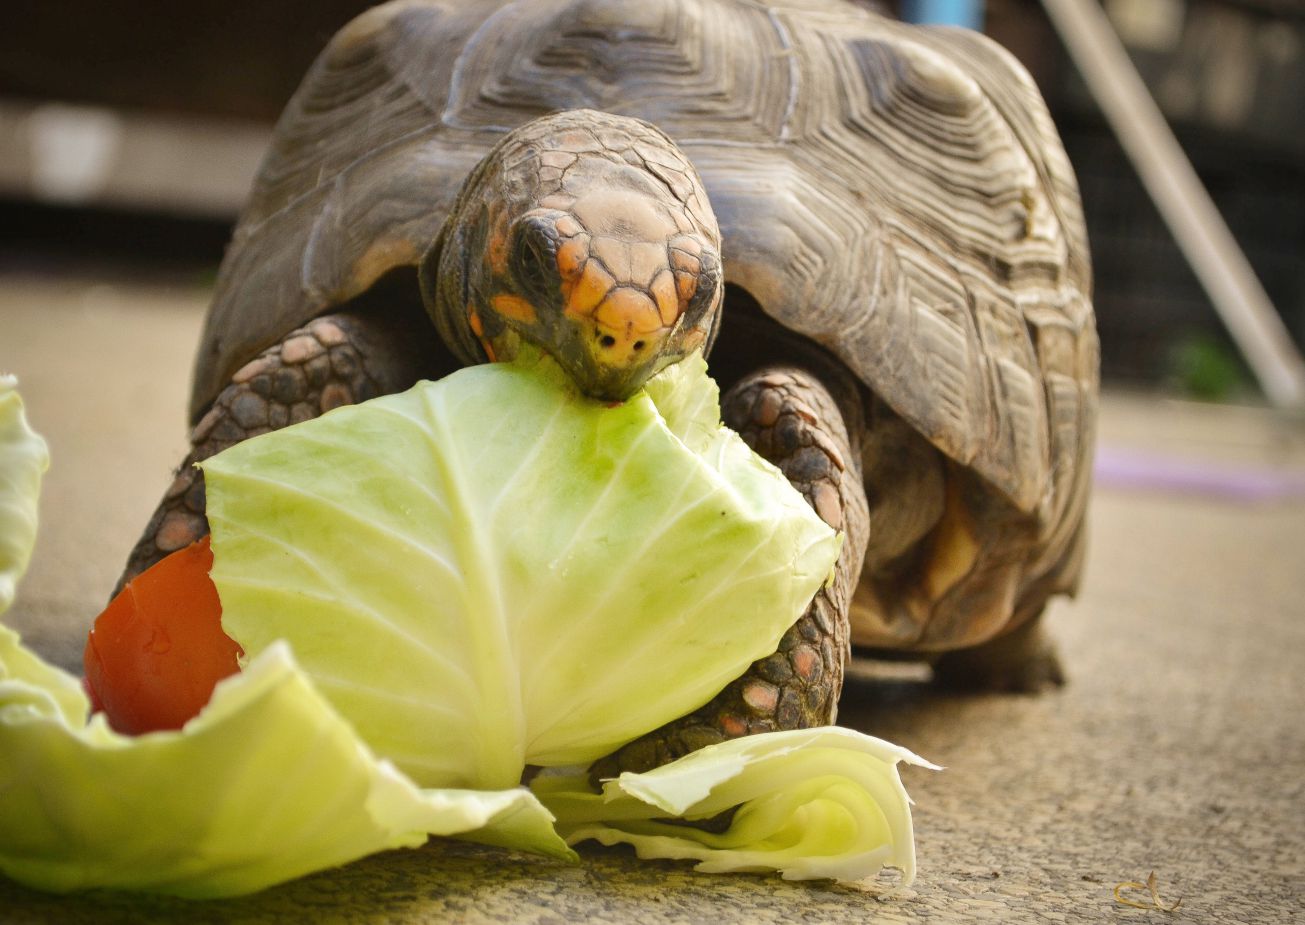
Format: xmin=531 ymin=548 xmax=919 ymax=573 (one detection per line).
xmin=84 ymin=537 xmax=242 ymax=734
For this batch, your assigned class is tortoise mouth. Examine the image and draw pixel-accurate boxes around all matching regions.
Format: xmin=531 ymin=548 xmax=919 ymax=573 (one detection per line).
xmin=556 ymin=346 xmax=666 ymax=403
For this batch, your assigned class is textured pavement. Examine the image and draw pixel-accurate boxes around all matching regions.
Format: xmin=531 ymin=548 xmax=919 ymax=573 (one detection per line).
xmin=2 ymin=271 xmax=1303 ymax=922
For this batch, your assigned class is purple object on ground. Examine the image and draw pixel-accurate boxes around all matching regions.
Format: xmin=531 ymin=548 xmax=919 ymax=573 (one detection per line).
xmin=1094 ymin=446 xmax=1305 ymax=503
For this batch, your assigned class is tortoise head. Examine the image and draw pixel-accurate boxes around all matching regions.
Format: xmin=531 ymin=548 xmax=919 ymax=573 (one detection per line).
xmin=421 ymin=110 xmax=722 ymax=402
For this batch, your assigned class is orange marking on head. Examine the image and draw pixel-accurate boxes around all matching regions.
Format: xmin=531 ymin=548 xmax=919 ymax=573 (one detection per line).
xmin=670 ymin=249 xmax=701 ymax=276
xmin=492 ymin=293 xmax=539 ymax=325
xmin=487 ymin=221 xmax=510 ymax=275
xmin=468 ymin=307 xmax=496 ymax=361
xmin=651 ymin=269 xmax=680 ymax=326
xmin=595 ymin=289 xmax=663 ymax=337
xmin=675 ymin=269 xmax=698 ymax=305
xmin=556 ymin=236 xmax=589 ymax=281
xmin=567 ymin=260 xmax=615 ymax=317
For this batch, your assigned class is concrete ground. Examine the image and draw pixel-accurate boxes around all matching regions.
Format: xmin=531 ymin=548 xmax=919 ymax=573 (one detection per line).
xmin=2 ymin=270 xmax=1303 ymax=923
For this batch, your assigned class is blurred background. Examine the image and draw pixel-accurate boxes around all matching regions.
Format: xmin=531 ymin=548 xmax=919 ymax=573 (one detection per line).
xmin=2 ymin=0 xmax=1302 ymax=398
xmin=1 ymin=0 xmax=1304 ymax=658
xmin=3 ymin=4 xmax=1304 ymax=918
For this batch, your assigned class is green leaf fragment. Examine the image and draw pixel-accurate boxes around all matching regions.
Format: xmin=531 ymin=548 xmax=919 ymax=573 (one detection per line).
xmin=534 ymin=727 xmax=938 ymax=887
xmin=0 ymin=360 xmax=933 ymax=898
xmin=0 ymin=627 xmax=571 ymax=899
xmin=0 ymin=376 xmax=49 ymax=616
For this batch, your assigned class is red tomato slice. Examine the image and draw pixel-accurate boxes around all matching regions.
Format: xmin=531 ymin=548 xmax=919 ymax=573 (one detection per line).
xmin=83 ymin=536 xmax=242 ymax=734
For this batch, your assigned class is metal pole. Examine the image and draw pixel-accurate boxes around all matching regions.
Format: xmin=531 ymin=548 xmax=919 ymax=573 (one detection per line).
xmin=1039 ymin=0 xmax=1305 ymax=408
xmin=901 ymin=0 xmax=985 ymax=30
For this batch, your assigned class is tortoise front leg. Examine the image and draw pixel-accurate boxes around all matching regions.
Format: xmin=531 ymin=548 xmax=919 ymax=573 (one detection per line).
xmin=116 ymin=310 xmax=446 ymax=594
xmin=589 ymin=365 xmax=870 ymax=780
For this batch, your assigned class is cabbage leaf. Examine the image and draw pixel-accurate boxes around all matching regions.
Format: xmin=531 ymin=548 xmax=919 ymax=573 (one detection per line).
xmin=0 ymin=628 xmax=572 ymax=898
xmin=534 ymin=727 xmax=938 ymax=887
xmin=0 ymin=361 xmax=935 ymax=899
xmin=0 ymin=377 xmax=570 ymax=898
xmin=203 ymin=353 xmax=840 ymax=790
xmin=0 ymin=376 xmax=49 ymax=615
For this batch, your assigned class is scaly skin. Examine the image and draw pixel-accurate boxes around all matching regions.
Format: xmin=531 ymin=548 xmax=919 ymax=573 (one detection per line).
xmin=423 ymin=109 xmax=722 ymax=403
xmin=121 ymin=108 xmax=1062 ymax=788
xmin=117 ymin=311 xmax=439 ymax=594
xmin=588 ymin=365 xmax=870 ymax=781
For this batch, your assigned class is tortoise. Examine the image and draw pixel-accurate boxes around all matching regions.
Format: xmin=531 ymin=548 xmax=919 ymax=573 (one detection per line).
xmin=122 ymin=0 xmax=1098 ymax=775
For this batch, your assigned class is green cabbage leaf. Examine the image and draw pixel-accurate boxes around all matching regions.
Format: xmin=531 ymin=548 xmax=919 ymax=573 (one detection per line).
xmin=203 ymin=353 xmax=840 ymax=790
xmin=0 ymin=360 xmax=933 ymax=898
xmin=0 ymin=376 xmax=569 ymax=898
xmin=535 ymin=727 xmax=938 ymax=886
xmin=0 ymin=628 xmax=571 ymax=898
xmin=0 ymin=376 xmax=49 ymax=615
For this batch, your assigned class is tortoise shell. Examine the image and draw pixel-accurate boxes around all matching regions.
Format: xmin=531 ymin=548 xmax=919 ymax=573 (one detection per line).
xmin=194 ymin=0 xmax=1097 ymax=534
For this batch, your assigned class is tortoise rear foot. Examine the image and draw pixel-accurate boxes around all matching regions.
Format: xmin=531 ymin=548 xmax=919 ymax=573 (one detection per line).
xmin=116 ymin=311 xmax=444 ymax=595
xmin=931 ymin=613 xmax=1065 ymax=693
xmin=588 ymin=365 xmax=869 ymax=783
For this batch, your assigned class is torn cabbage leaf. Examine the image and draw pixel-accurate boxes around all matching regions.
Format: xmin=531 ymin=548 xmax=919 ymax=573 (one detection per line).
xmin=0 ymin=382 xmax=569 ymax=898
xmin=0 ymin=627 xmax=572 ymax=898
xmin=0 ymin=376 xmax=49 ymax=615
xmin=0 ymin=366 xmax=933 ymax=898
xmin=203 ymin=352 xmax=840 ymax=790
xmin=534 ymin=727 xmax=938 ymax=887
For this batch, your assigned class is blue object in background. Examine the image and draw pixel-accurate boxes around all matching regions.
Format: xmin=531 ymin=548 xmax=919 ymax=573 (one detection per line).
xmin=900 ymin=0 xmax=985 ymax=30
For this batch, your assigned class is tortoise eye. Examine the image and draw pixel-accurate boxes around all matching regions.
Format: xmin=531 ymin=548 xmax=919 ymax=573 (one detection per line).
xmin=684 ymin=248 xmax=722 ymax=325
xmin=510 ymin=215 xmax=560 ymax=296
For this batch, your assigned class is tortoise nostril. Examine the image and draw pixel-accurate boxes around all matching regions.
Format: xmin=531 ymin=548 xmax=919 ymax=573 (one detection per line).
xmin=633 ymin=340 xmax=646 ymax=351
xmin=600 ymin=334 xmax=617 ymax=348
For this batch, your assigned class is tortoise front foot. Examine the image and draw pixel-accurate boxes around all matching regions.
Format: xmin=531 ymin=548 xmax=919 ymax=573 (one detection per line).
xmin=116 ymin=311 xmax=441 ymax=595
xmin=930 ymin=613 xmax=1066 ymax=693
xmin=589 ymin=365 xmax=869 ymax=783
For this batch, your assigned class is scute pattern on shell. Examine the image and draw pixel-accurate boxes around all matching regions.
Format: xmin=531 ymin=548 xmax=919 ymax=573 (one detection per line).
xmin=193 ymin=0 xmax=1096 ymax=535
